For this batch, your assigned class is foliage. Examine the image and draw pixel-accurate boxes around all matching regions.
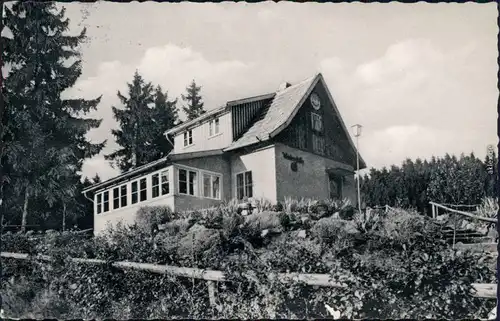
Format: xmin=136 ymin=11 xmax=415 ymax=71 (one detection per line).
xmin=475 ymin=197 xmax=498 ymax=219
xmin=181 ymin=79 xmax=206 ymax=121
xmin=1 ymin=1 xmax=105 ymax=231
xmin=361 ymin=150 xmax=496 ymax=215
xmin=105 ymin=72 xmax=179 ymax=172
xmin=2 ymin=205 xmax=495 ymax=320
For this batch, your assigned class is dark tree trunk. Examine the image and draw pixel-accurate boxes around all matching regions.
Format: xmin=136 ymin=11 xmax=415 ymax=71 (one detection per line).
xmin=62 ymin=202 xmax=66 ymax=231
xmin=21 ymin=187 xmax=29 ymax=233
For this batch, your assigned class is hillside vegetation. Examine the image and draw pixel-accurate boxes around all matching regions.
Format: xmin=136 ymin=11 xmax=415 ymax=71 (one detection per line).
xmin=1 ymin=199 xmax=496 ymax=319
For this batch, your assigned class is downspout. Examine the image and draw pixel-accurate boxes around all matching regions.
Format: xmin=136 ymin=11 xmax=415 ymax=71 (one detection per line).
xmin=166 ymin=133 xmax=175 ymax=149
xmin=83 ymin=190 xmax=93 ymax=203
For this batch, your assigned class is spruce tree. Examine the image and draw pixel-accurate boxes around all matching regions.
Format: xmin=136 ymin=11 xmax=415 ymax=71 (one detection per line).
xmin=151 ymin=85 xmax=178 ymax=158
xmin=105 ymin=73 xmax=178 ymax=172
xmin=2 ymin=2 xmax=105 ymax=231
xmin=181 ymin=79 xmax=205 ymax=121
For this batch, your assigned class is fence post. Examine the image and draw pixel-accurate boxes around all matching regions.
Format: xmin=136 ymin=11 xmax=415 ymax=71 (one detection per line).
xmin=207 ymin=280 xmax=217 ymax=308
xmin=431 ymin=203 xmax=436 ymax=219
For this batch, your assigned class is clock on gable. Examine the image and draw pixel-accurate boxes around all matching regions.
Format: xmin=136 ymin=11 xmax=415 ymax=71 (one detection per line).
xmin=310 ymin=92 xmax=321 ymax=110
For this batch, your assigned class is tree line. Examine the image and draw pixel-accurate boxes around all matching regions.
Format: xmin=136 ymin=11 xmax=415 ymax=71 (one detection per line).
xmin=0 ymin=2 xmax=206 ymax=231
xmin=0 ymin=2 xmax=496 ymax=232
xmin=359 ymin=146 xmax=498 ymax=215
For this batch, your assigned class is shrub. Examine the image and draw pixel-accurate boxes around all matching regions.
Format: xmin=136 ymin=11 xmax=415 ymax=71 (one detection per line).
xmin=1 ymin=202 xmax=495 ymax=320
xmin=136 ymin=206 xmax=175 ymax=234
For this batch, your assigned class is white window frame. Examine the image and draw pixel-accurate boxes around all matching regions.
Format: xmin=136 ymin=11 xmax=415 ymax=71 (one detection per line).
xmin=161 ymin=169 xmax=170 ymax=195
xmin=112 ymin=187 xmax=120 ymax=210
xmin=131 ymin=180 xmax=139 ymax=204
xmin=202 ymin=172 xmax=222 ymax=200
xmin=103 ymin=191 xmax=110 ymax=213
xmin=178 ymin=167 xmax=198 ymax=196
xmin=96 ymin=193 xmax=102 ymax=214
xmin=120 ymin=184 xmax=128 ymax=208
xmin=209 ymin=118 xmax=220 ymax=137
xmin=183 ymin=129 xmax=193 ymax=147
xmin=151 ymin=173 xmax=160 ymax=198
xmin=235 ymin=170 xmax=253 ymax=200
xmin=139 ymin=177 xmax=148 ymax=202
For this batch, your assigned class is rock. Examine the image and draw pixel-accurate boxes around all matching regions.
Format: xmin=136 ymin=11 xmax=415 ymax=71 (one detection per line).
xmin=244 ymin=211 xmax=282 ymax=231
xmin=163 ymin=218 xmax=191 ymax=235
xmin=261 ymin=229 xmax=269 ymax=237
xmin=177 ymin=224 xmax=221 ymax=257
xmin=297 ymin=229 xmax=307 ymax=238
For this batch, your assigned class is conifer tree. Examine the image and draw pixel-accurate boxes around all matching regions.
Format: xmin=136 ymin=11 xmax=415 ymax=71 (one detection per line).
xmin=105 ymin=73 xmax=179 ymax=172
xmin=2 ymin=2 xmax=105 ymax=231
xmin=181 ymin=79 xmax=205 ymax=121
xmin=151 ymin=85 xmax=178 ymax=158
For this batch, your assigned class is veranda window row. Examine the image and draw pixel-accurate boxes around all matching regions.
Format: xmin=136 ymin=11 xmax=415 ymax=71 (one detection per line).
xmin=95 ymin=169 xmax=171 ymax=214
xmin=95 ymin=167 xmax=224 ymax=214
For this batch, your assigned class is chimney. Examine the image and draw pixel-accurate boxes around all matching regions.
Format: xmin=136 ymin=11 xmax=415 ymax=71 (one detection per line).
xmin=278 ymin=82 xmax=292 ymax=91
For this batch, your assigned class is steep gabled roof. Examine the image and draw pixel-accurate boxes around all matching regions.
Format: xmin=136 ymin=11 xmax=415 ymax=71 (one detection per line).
xmin=224 ymin=73 xmax=366 ymax=169
xmin=224 ymin=74 xmax=318 ymax=151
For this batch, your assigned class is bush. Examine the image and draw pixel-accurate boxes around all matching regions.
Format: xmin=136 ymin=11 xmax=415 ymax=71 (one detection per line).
xmin=1 ymin=203 xmax=495 ymax=319
xmin=136 ymin=206 xmax=175 ymax=234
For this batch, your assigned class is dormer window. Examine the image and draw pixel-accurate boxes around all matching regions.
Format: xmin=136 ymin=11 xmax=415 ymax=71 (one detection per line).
xmin=209 ymin=118 xmax=220 ymax=136
xmin=183 ymin=130 xmax=193 ymax=147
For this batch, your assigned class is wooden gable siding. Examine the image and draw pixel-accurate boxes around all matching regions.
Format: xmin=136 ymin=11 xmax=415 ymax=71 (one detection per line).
xmin=276 ymin=82 xmax=356 ymax=167
xmin=231 ymin=99 xmax=273 ymax=140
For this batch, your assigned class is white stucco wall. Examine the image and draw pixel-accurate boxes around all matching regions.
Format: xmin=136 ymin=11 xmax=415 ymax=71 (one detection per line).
xmin=173 ymin=112 xmax=232 ymax=153
xmin=230 ymin=145 xmax=277 ymax=203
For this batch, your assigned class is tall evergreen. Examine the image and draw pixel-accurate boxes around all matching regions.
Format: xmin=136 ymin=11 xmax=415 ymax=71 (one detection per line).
xmin=181 ymin=79 xmax=205 ymax=121
xmin=105 ymin=72 xmax=178 ymax=173
xmin=151 ymin=85 xmax=178 ymax=158
xmin=2 ymin=2 xmax=105 ymax=231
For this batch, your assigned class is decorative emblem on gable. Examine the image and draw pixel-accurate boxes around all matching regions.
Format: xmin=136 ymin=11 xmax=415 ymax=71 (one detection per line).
xmin=310 ymin=92 xmax=321 ymax=110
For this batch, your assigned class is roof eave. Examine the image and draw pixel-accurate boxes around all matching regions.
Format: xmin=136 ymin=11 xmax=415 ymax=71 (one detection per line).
xmin=82 ymin=156 xmax=171 ymax=194
xmin=166 ymin=107 xmax=229 ymax=135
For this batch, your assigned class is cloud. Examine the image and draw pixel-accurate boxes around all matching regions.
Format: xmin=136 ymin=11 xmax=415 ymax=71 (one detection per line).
xmin=66 ymin=43 xmax=256 ymax=179
xmin=319 ymin=38 xmax=496 ymax=169
xmin=362 ymin=125 xmax=457 ymax=168
xmin=80 ymin=156 xmax=120 ymax=181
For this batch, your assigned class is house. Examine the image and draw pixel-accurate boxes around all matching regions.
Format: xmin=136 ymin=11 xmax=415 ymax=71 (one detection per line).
xmin=82 ymin=73 xmax=367 ymax=234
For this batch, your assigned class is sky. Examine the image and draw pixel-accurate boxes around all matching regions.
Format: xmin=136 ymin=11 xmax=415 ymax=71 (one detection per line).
xmin=54 ymin=1 xmax=498 ymax=180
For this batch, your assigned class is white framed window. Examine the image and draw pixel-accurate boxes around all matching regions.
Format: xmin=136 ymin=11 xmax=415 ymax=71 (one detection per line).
xmin=131 ymin=181 xmax=138 ymax=204
xmin=183 ymin=130 xmax=193 ymax=147
xmin=236 ymin=171 xmax=253 ymax=200
xmin=113 ymin=187 xmax=120 ymax=209
xmin=203 ymin=173 xmax=221 ymax=199
xmin=311 ymin=112 xmax=323 ymax=132
xmin=178 ymin=168 xmax=197 ymax=196
xmin=209 ymin=118 xmax=220 ymax=136
xmin=103 ymin=191 xmax=109 ymax=212
xmin=161 ymin=170 xmax=170 ymax=195
xmin=96 ymin=193 xmax=102 ymax=214
xmin=152 ymin=173 xmax=160 ymax=198
xmin=139 ymin=178 xmax=147 ymax=201
xmin=120 ymin=185 xmax=127 ymax=207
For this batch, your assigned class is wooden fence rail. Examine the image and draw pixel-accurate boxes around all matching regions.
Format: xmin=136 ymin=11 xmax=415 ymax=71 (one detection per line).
xmin=1 ymin=251 xmax=494 ymax=302
xmin=429 ymin=202 xmax=497 ymax=223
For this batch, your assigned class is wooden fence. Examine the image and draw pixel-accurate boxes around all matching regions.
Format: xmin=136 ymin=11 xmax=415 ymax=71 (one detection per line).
xmin=429 ymin=202 xmax=496 ymax=223
xmin=1 ymin=251 xmax=495 ymax=306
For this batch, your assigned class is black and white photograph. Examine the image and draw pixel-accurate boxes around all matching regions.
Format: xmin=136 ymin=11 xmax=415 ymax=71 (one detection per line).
xmin=0 ymin=1 xmax=498 ymax=319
